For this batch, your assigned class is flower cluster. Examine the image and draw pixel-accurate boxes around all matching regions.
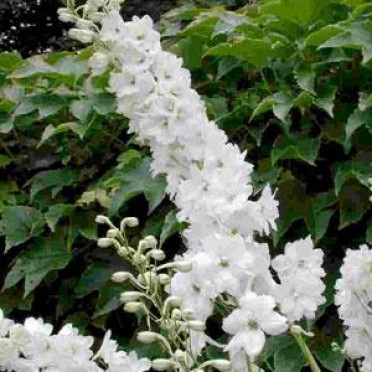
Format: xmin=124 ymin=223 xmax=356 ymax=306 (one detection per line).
xmin=56 ymin=1 xmax=328 ymax=370
xmin=271 ymin=236 xmax=326 ymax=321
xmin=0 ymin=309 xmax=150 ymax=372
xmin=335 ymin=244 xmax=372 ymax=371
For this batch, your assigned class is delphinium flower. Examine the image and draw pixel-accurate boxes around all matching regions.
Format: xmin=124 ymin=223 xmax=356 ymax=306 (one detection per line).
xmin=57 ymin=1 xmax=327 ymax=369
xmin=271 ymin=236 xmax=326 ymax=321
xmin=335 ymin=244 xmax=372 ymax=371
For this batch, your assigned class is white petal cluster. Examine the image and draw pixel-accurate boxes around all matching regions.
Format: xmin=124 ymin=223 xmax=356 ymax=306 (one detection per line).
xmin=271 ymin=236 xmax=326 ymax=321
xmin=335 ymin=245 xmax=372 ymax=371
xmin=0 ymin=309 xmax=150 ymax=372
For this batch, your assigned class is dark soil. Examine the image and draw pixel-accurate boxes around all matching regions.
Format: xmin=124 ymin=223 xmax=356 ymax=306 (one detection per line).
xmin=0 ymin=0 xmax=176 ymax=57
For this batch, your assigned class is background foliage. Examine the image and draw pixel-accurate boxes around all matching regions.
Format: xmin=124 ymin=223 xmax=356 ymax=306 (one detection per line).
xmin=0 ymin=0 xmax=371 ymax=370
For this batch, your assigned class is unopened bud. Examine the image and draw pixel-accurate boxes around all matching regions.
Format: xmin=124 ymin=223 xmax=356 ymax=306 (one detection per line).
xmin=111 ymin=271 xmax=131 ymax=283
xmin=152 ymin=358 xmax=173 ymax=371
xmin=187 ymin=320 xmax=206 ymax=332
xmin=182 ymin=309 xmax=195 ymax=321
xmin=68 ymin=28 xmax=95 ymax=43
xmin=88 ymin=11 xmax=104 ymax=22
xmin=120 ymin=291 xmax=141 ymax=303
xmin=57 ymin=8 xmax=76 ymax=23
xmin=158 ymin=273 xmax=170 ymax=285
xmin=95 ymin=215 xmax=111 ymax=224
xmin=122 ymin=217 xmax=139 ymax=228
xmin=174 ymin=349 xmax=187 ymax=362
xmin=107 ymin=228 xmax=119 ymax=238
xmin=76 ymin=18 xmax=94 ymax=30
xmin=137 ymin=331 xmax=158 ymax=344
xmin=166 ymin=296 xmax=183 ymax=308
xmin=174 ymin=260 xmax=192 ymax=272
xmin=97 ymin=238 xmax=113 ymax=248
xmin=212 ymin=360 xmax=232 ymax=371
xmin=147 ymin=249 xmax=166 ymax=261
xmin=144 ymin=235 xmax=157 ymax=248
xmin=171 ymin=309 xmax=182 ymax=320
xmin=124 ymin=301 xmax=145 ymax=313
xmin=117 ymin=246 xmax=128 ymax=257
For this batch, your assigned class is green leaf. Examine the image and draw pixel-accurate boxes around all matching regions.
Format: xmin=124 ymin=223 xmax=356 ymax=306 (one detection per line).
xmin=271 ymin=136 xmax=321 ymax=165
xmin=93 ymin=282 xmax=128 ymax=318
xmin=70 ymin=99 xmax=92 ymax=122
xmin=305 ymin=25 xmax=343 ymax=47
xmin=250 ymin=96 xmax=275 ymax=121
xmin=334 ymin=161 xmax=371 ymax=196
xmin=108 ymin=157 xmax=166 ymax=216
xmin=318 ymin=21 xmax=372 ymax=64
xmin=315 ymin=85 xmax=337 ymax=117
xmin=0 ymin=155 xmax=12 ymax=168
xmin=216 ymin=57 xmax=244 ymax=80
xmin=273 ymin=337 xmax=307 ymax=372
xmin=159 ymin=210 xmax=184 ymax=247
xmin=345 ymin=108 xmax=372 ymax=150
xmin=0 ymin=52 xmax=25 ymax=73
xmin=314 ymin=342 xmax=344 ymax=372
xmin=0 ymin=286 xmax=33 ymax=316
xmin=3 ymin=206 xmax=43 ymax=252
xmin=28 ymin=169 xmax=77 ymax=201
xmin=303 ymin=192 xmax=337 ymax=243
xmin=92 ymin=93 xmax=116 ymax=115
xmin=294 ymin=64 xmax=315 ymax=94
xmin=272 ymin=91 xmax=296 ymax=122
xmin=45 ymin=204 xmax=75 ymax=232
xmin=339 ymin=181 xmax=370 ymax=229
xmin=251 ymin=158 xmax=281 ymax=194
xmin=174 ymin=36 xmax=205 ymax=70
xmin=259 ymin=0 xmax=333 ymax=27
xmin=206 ymin=39 xmax=273 ymax=68
xmin=3 ymin=236 xmax=72 ymax=298
xmin=75 ymin=261 xmax=114 ymax=298
xmin=0 ymin=114 xmax=14 ymax=133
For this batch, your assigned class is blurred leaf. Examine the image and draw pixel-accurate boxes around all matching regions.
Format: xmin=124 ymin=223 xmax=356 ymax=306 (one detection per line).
xmin=3 ymin=206 xmax=43 ymax=252
xmin=294 ymin=64 xmax=315 ymax=94
xmin=28 ymin=169 xmax=77 ymax=201
xmin=75 ymin=261 xmax=114 ymax=298
xmin=45 ymin=204 xmax=75 ymax=232
xmin=314 ymin=342 xmax=344 ymax=372
xmin=273 ymin=336 xmax=307 ymax=372
xmin=0 ymin=155 xmax=11 ymax=168
xmin=159 ymin=209 xmax=184 ymax=247
xmin=315 ymin=85 xmax=337 ymax=117
xmin=271 ymin=136 xmax=320 ymax=165
xmin=339 ymin=181 xmax=370 ymax=228
xmin=3 ymin=237 xmax=72 ymax=298
xmin=367 ymin=219 xmax=372 ymax=245
xmin=305 ymin=25 xmax=343 ymax=47
xmin=206 ymin=39 xmax=273 ymax=67
xmin=0 ymin=52 xmax=25 ymax=73
xmin=334 ymin=161 xmax=371 ymax=195
xmin=93 ymin=282 xmax=128 ymax=318
xmin=272 ymin=91 xmax=296 ymax=122
xmin=250 ymin=96 xmax=275 ymax=121
xmin=345 ymin=108 xmax=372 ymax=150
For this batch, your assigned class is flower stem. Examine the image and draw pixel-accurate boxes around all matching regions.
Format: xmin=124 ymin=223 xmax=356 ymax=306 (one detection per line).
xmin=290 ymin=326 xmax=321 ymax=372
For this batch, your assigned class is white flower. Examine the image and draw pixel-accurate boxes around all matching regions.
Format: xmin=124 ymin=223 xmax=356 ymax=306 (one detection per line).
xmin=222 ymin=292 xmax=287 ymax=358
xmin=271 ymin=236 xmax=326 ymax=321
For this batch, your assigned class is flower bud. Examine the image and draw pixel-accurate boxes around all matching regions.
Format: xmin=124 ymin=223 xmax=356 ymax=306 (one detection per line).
xmin=174 ymin=260 xmax=192 ymax=272
xmin=158 ymin=273 xmax=170 ymax=285
xmin=97 ymin=238 xmax=113 ymax=248
xmin=144 ymin=235 xmax=157 ymax=248
xmin=166 ymin=296 xmax=183 ymax=308
xmin=57 ymin=8 xmax=76 ymax=23
xmin=117 ymin=246 xmax=128 ymax=257
xmin=147 ymin=249 xmax=166 ymax=261
xmin=95 ymin=215 xmax=111 ymax=225
xmin=68 ymin=28 xmax=95 ymax=44
xmin=187 ymin=320 xmax=206 ymax=332
xmin=120 ymin=291 xmax=141 ymax=303
xmin=76 ymin=18 xmax=94 ymax=30
xmin=137 ymin=331 xmax=158 ymax=344
xmin=124 ymin=301 xmax=145 ymax=313
xmin=182 ymin=309 xmax=195 ymax=320
xmin=111 ymin=271 xmax=131 ymax=283
xmin=152 ymin=359 xmax=173 ymax=371
xmin=107 ymin=228 xmax=119 ymax=238
xmin=212 ymin=360 xmax=232 ymax=371
xmin=173 ymin=349 xmax=186 ymax=362
xmin=88 ymin=11 xmax=104 ymax=22
xmin=171 ymin=309 xmax=182 ymax=320
xmin=122 ymin=217 xmax=139 ymax=228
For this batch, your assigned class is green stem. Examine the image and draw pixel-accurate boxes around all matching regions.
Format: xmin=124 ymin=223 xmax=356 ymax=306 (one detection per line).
xmin=290 ymin=326 xmax=321 ymax=372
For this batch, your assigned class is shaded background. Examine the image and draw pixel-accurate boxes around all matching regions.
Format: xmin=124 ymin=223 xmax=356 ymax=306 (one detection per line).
xmin=0 ymin=0 xmax=176 ymax=56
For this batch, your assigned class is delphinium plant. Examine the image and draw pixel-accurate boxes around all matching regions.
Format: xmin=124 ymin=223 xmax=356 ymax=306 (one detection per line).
xmin=0 ymin=0 xmax=371 ymax=371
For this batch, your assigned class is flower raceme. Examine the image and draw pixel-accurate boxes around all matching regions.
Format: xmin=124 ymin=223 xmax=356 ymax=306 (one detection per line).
xmin=0 ymin=0 xmax=367 ymax=371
